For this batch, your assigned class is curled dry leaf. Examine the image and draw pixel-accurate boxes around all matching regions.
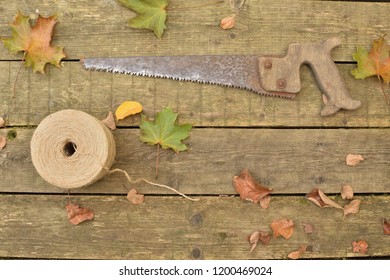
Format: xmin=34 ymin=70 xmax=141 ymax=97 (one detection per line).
xmin=346 ymin=154 xmax=364 ymax=166
xmin=220 ymin=16 xmax=235 ymax=30
xmin=115 ymin=101 xmax=143 ymax=120
xmin=270 ymin=219 xmax=294 ymax=240
xmin=288 ymin=244 xmax=307 ymax=260
xmin=343 ymin=199 xmax=361 ymax=217
xmin=66 ymin=202 xmax=94 ymax=225
xmin=306 ymin=188 xmax=343 ymax=209
xmin=248 ymin=231 xmax=271 ymax=252
xmin=233 ymin=169 xmax=272 ymax=208
xmin=341 ymin=185 xmax=354 ymax=200
xmin=383 ymin=219 xmax=390 ymax=235
xmin=0 ymin=136 xmax=6 ymax=150
xmin=352 ymin=240 xmax=368 ymax=254
xmin=101 ymin=111 xmax=116 ymax=130
xmin=0 ymin=116 xmax=5 ymax=128
xmin=127 ymin=188 xmax=145 ymax=205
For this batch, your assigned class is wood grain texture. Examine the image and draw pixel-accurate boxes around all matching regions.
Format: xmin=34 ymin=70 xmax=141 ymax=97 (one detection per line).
xmin=1 ymin=61 xmax=390 ymax=128
xmin=0 ymin=0 xmax=389 ymax=61
xmin=1 ymin=128 xmax=389 ymax=194
xmin=0 ymin=194 xmax=388 ymax=259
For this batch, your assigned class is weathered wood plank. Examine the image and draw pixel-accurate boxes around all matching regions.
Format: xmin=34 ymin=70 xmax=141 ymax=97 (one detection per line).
xmin=0 ymin=0 xmax=389 ymax=61
xmin=1 ymin=127 xmax=389 ymax=194
xmin=1 ymin=62 xmax=390 ymax=127
xmin=0 ymin=194 xmax=388 ymax=259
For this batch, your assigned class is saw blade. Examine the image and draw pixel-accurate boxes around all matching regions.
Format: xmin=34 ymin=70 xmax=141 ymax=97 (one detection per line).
xmin=81 ymin=56 xmax=295 ymax=99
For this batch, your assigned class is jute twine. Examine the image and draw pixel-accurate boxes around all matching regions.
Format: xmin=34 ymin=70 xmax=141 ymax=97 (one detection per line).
xmin=31 ymin=109 xmax=116 ymax=189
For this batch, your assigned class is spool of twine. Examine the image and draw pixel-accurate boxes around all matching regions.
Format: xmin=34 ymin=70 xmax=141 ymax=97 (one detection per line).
xmin=30 ymin=109 xmax=116 ymax=189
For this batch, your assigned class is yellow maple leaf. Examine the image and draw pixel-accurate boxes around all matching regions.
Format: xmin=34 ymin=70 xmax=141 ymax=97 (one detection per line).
xmin=2 ymin=12 xmax=66 ymax=74
xmin=115 ymin=101 xmax=143 ymax=120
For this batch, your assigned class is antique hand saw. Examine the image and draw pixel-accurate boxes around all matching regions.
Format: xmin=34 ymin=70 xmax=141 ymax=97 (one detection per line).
xmin=82 ymin=37 xmax=361 ymax=116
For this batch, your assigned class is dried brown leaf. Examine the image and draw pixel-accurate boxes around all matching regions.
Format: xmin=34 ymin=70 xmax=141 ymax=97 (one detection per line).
xmin=220 ymin=16 xmax=235 ymax=30
xmin=341 ymin=185 xmax=354 ymax=200
xmin=303 ymin=223 xmax=314 ymax=234
xmin=270 ymin=219 xmax=294 ymax=240
xmin=306 ymin=188 xmax=342 ymax=209
xmin=346 ymin=154 xmax=364 ymax=166
xmin=383 ymin=219 xmax=390 ymax=235
xmin=65 ymin=202 xmax=94 ymax=225
xmin=0 ymin=136 xmax=6 ymax=150
xmin=288 ymin=244 xmax=307 ymax=260
xmin=248 ymin=231 xmax=271 ymax=252
xmin=352 ymin=240 xmax=368 ymax=254
xmin=343 ymin=199 xmax=361 ymax=216
xmin=127 ymin=188 xmax=145 ymax=205
xmin=101 ymin=111 xmax=116 ymax=130
xmin=233 ymin=169 xmax=272 ymax=204
xmin=0 ymin=116 xmax=5 ymax=128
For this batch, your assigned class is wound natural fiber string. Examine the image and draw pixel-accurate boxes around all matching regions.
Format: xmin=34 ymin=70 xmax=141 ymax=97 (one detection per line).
xmin=30 ymin=109 xmax=198 ymax=201
xmin=30 ymin=109 xmax=116 ymax=189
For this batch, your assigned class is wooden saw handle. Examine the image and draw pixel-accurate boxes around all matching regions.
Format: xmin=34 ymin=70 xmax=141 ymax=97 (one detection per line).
xmin=258 ymin=37 xmax=361 ymax=116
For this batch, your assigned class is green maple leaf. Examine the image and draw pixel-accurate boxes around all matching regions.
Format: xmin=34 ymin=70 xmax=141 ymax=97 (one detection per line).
xmin=2 ymin=12 xmax=65 ymax=74
xmin=118 ymin=0 xmax=168 ymax=39
xmin=139 ymin=107 xmax=192 ymax=153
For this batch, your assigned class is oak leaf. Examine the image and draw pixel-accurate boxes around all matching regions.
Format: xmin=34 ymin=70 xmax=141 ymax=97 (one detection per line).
xmin=2 ymin=12 xmax=66 ymax=74
xmin=270 ymin=219 xmax=294 ymax=240
xmin=118 ymin=0 xmax=168 ymax=39
xmin=306 ymin=188 xmax=343 ymax=209
xmin=65 ymin=202 xmax=94 ymax=225
xmin=288 ymin=244 xmax=307 ymax=260
xmin=233 ymin=169 xmax=272 ymax=208
xmin=352 ymin=35 xmax=390 ymax=84
xmin=352 ymin=240 xmax=368 ymax=254
xmin=346 ymin=154 xmax=364 ymax=166
xmin=139 ymin=107 xmax=192 ymax=153
xmin=127 ymin=188 xmax=145 ymax=205
xmin=343 ymin=199 xmax=361 ymax=217
xmin=115 ymin=101 xmax=143 ymax=121
xmin=0 ymin=136 xmax=6 ymax=150
xmin=341 ymin=185 xmax=354 ymax=200
xmin=383 ymin=219 xmax=390 ymax=235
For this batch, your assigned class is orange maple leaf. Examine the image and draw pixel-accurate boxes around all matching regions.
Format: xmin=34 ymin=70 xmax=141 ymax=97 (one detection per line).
xmin=2 ymin=12 xmax=66 ymax=74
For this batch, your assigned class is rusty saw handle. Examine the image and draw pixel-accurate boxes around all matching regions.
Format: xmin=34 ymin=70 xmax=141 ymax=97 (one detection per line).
xmin=258 ymin=37 xmax=361 ymax=116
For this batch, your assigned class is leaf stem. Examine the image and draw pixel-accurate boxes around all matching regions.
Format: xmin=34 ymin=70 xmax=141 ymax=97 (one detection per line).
xmin=155 ymin=144 xmax=160 ymax=179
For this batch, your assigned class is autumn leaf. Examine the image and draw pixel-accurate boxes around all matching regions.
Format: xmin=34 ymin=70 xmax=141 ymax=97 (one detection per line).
xmin=248 ymin=231 xmax=271 ymax=252
xmin=346 ymin=154 xmax=364 ymax=166
xmin=233 ymin=169 xmax=272 ymax=208
xmin=127 ymin=188 xmax=145 ymax=204
xmin=288 ymin=244 xmax=307 ymax=260
xmin=352 ymin=35 xmax=390 ymax=84
xmin=341 ymin=185 xmax=354 ymax=200
xmin=220 ymin=16 xmax=236 ymax=30
xmin=2 ymin=12 xmax=66 ymax=74
xmin=383 ymin=219 xmax=390 ymax=235
xmin=0 ymin=136 xmax=6 ymax=150
xmin=65 ymin=202 xmax=94 ymax=225
xmin=118 ymin=0 xmax=168 ymax=39
xmin=306 ymin=188 xmax=343 ymax=209
xmin=270 ymin=219 xmax=294 ymax=240
xmin=102 ymin=111 xmax=116 ymax=130
xmin=140 ymin=107 xmax=192 ymax=152
xmin=343 ymin=199 xmax=361 ymax=217
xmin=352 ymin=240 xmax=368 ymax=254
xmin=116 ymin=101 xmax=143 ymax=121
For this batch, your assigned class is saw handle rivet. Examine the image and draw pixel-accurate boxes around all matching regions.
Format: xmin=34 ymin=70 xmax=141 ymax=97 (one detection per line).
xmin=277 ymin=78 xmax=287 ymax=89
xmin=264 ymin=60 xmax=272 ymax=69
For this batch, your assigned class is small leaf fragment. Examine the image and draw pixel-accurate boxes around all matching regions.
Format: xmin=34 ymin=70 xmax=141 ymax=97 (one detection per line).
xmin=115 ymin=101 xmax=143 ymax=120
xmin=383 ymin=219 xmax=390 ymax=235
xmin=270 ymin=219 xmax=294 ymax=240
xmin=303 ymin=223 xmax=314 ymax=234
xmin=343 ymin=199 xmax=361 ymax=216
xmin=341 ymin=185 xmax=354 ymax=200
xmin=101 ymin=111 xmax=116 ymax=130
xmin=306 ymin=188 xmax=343 ymax=209
xmin=248 ymin=231 xmax=271 ymax=252
xmin=66 ymin=202 xmax=94 ymax=225
xmin=233 ymin=169 xmax=272 ymax=207
xmin=0 ymin=136 xmax=7 ymax=150
xmin=288 ymin=244 xmax=307 ymax=260
xmin=127 ymin=188 xmax=145 ymax=205
xmin=346 ymin=154 xmax=364 ymax=166
xmin=352 ymin=240 xmax=368 ymax=254
xmin=220 ymin=16 xmax=235 ymax=30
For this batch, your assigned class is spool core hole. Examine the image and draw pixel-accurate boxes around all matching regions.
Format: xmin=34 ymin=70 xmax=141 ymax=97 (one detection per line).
xmin=63 ymin=141 xmax=77 ymax=157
